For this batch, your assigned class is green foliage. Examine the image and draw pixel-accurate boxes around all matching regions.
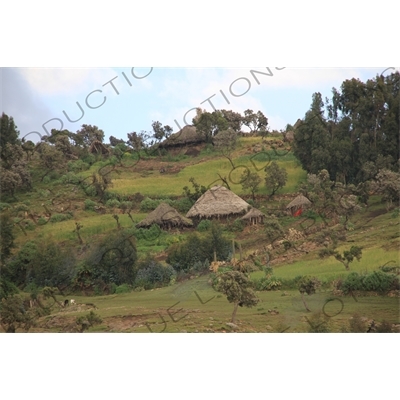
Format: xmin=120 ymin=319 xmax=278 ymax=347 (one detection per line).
xmin=197 ymin=220 xmax=212 ymax=232
xmin=115 ymin=284 xmax=131 ymax=294
xmin=293 ymin=73 xmax=400 ymax=184
xmin=0 ymin=277 xmax=19 ymax=300
xmin=298 ymin=276 xmax=322 ymax=295
xmin=240 ymin=171 xmax=262 ymax=200
xmin=134 ymin=259 xmax=176 ymax=290
xmin=49 ymin=213 xmax=73 ymax=223
xmin=106 ymin=199 xmax=121 ymax=208
xmin=134 ymin=224 xmax=162 ymax=241
xmin=60 ymin=172 xmax=81 ymax=185
xmin=229 ymin=219 xmax=245 ymax=232
xmin=0 ymin=212 xmax=15 ymax=262
xmin=84 ymin=199 xmax=97 ymax=211
xmin=174 ymin=197 xmax=194 ymax=213
xmin=182 ymin=177 xmax=207 ymax=202
xmin=67 ymin=159 xmax=90 ymax=173
xmin=86 ymin=230 xmax=137 ymax=286
xmin=265 ymin=161 xmax=288 ymax=196
xmin=7 ymin=240 xmax=76 ymax=288
xmin=0 ymin=295 xmax=37 ymax=333
xmin=167 ymin=223 xmax=231 ymax=271
xmin=341 ymin=270 xmax=399 ymax=294
xmin=254 ymin=275 xmax=282 ymax=291
xmin=214 ymin=270 xmax=259 ymax=323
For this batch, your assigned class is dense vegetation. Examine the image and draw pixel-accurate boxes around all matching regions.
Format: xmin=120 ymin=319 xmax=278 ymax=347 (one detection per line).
xmin=1 ymin=71 xmax=399 ymax=332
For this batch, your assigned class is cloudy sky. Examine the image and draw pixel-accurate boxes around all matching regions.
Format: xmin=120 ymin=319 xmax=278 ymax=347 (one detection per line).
xmin=1 ymin=67 xmax=397 ymax=143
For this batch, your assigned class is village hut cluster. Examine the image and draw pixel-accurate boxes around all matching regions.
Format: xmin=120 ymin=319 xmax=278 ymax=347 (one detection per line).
xmin=135 ymin=185 xmax=268 ymax=229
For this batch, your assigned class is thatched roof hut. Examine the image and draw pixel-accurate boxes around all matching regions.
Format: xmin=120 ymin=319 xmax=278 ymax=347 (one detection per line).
xmin=186 ymin=186 xmax=251 ymax=220
xmin=136 ymin=203 xmax=193 ymax=229
xmin=240 ymin=208 xmax=266 ymax=225
xmin=160 ymin=125 xmax=205 ymax=148
xmin=286 ymin=195 xmax=311 ymax=216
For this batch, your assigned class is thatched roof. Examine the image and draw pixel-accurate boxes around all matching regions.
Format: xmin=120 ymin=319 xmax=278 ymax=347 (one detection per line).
xmin=186 ymin=186 xmax=251 ymax=218
xmin=240 ymin=208 xmax=266 ymax=221
xmin=286 ymin=195 xmax=311 ymax=209
xmin=161 ymin=125 xmax=205 ymax=148
xmin=136 ymin=203 xmax=193 ymax=228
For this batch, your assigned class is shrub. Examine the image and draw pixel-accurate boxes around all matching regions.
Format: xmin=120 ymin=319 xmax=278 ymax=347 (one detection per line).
xmin=134 ymin=260 xmax=176 ymax=290
xmin=115 ymin=284 xmax=131 ymax=294
xmin=197 ymin=220 xmax=211 ymax=232
xmin=167 ymin=223 xmax=231 ymax=271
xmin=0 ymin=203 xmax=12 ymax=211
xmin=342 ymin=271 xmax=398 ymax=294
xmin=67 ymin=160 xmax=90 ymax=173
xmin=106 ymin=199 xmax=121 ymax=208
xmin=229 ymin=219 xmax=244 ymax=232
xmin=255 ymin=276 xmax=282 ymax=291
xmin=50 ymin=213 xmax=73 ymax=223
xmin=84 ymin=199 xmax=97 ymax=211
xmin=174 ymin=197 xmax=194 ymax=213
xmin=61 ymin=172 xmax=81 ymax=185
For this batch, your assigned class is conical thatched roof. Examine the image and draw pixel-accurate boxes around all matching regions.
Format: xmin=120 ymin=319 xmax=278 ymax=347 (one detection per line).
xmin=161 ymin=125 xmax=204 ymax=148
xmin=240 ymin=207 xmax=266 ymax=221
xmin=286 ymin=195 xmax=312 ymax=210
xmin=136 ymin=203 xmax=193 ymax=228
xmin=186 ymin=186 xmax=251 ymax=219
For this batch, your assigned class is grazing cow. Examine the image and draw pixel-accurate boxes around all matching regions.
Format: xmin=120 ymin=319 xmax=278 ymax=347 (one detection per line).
xmin=64 ymin=299 xmax=69 ymax=307
xmin=70 ymin=299 xmax=76 ymax=305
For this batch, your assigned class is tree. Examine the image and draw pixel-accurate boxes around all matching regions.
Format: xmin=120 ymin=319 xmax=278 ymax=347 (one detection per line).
xmin=265 ymin=162 xmax=288 ymax=196
xmin=213 ymin=128 xmax=238 ymax=167
xmin=0 ymin=295 xmax=37 ymax=333
xmin=243 ymin=109 xmax=268 ymax=135
xmin=86 ymin=230 xmax=137 ymax=285
xmin=319 ymin=246 xmax=362 ymax=271
xmin=264 ymin=216 xmax=285 ymax=248
xmin=151 ymin=121 xmax=173 ymax=142
xmin=240 ymin=171 xmax=262 ymax=201
xmin=297 ymin=276 xmax=321 ymax=312
xmin=371 ymin=169 xmax=400 ymax=210
xmin=0 ymin=212 xmax=15 ymax=264
xmin=182 ymin=177 xmax=207 ymax=202
xmin=220 ymin=110 xmax=243 ymax=133
xmin=214 ymin=271 xmax=259 ymax=323
xmin=193 ymin=110 xmax=229 ymax=143
xmin=0 ymin=113 xmax=20 ymax=164
xmin=76 ymin=124 xmax=105 ymax=148
xmin=37 ymin=142 xmax=67 ymax=181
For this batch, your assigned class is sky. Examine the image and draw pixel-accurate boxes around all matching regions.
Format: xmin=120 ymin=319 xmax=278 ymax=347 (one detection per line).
xmin=2 ymin=67 xmax=398 ymax=143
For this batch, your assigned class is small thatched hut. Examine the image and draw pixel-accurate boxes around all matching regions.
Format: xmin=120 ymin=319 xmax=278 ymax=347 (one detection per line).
xmin=136 ymin=203 xmax=193 ymax=229
xmin=160 ymin=125 xmax=205 ymax=148
xmin=186 ymin=186 xmax=251 ymax=220
xmin=240 ymin=208 xmax=266 ymax=225
xmin=286 ymin=195 xmax=311 ymax=217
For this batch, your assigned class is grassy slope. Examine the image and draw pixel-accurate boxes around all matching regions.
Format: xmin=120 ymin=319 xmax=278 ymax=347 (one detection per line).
xmin=5 ymin=137 xmax=400 ymax=332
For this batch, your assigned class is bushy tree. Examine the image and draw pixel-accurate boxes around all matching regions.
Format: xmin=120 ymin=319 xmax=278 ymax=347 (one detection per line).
xmin=213 ymin=128 xmax=238 ymax=167
xmin=265 ymin=161 xmax=288 ymax=196
xmin=297 ymin=276 xmax=322 ymax=312
xmin=86 ymin=231 xmax=137 ymax=285
xmin=0 ymin=295 xmax=37 ymax=333
xmin=166 ymin=222 xmax=231 ymax=271
xmin=243 ymin=109 xmax=268 ymax=135
xmin=193 ymin=110 xmax=229 ymax=143
xmin=240 ymin=171 xmax=262 ymax=200
xmin=214 ymin=271 xmax=259 ymax=323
